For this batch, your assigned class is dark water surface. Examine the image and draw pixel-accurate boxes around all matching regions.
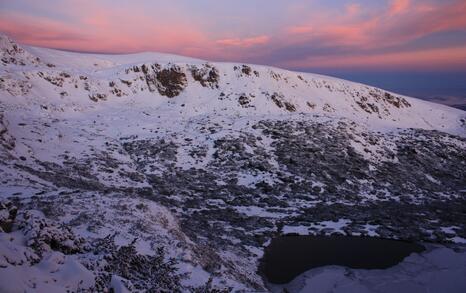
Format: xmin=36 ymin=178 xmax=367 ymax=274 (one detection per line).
xmin=260 ymin=235 xmax=425 ymax=284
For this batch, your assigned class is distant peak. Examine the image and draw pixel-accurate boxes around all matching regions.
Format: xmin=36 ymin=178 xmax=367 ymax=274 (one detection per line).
xmin=0 ymin=33 xmax=20 ymax=51
xmin=0 ymin=33 xmax=40 ymax=66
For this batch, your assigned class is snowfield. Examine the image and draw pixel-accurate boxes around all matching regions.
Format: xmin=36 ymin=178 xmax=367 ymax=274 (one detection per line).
xmin=0 ymin=33 xmax=465 ymax=292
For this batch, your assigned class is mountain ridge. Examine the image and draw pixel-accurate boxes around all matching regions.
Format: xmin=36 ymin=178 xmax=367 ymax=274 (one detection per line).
xmin=1 ymin=34 xmax=464 ymax=137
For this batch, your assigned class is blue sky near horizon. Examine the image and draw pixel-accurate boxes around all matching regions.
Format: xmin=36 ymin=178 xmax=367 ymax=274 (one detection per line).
xmin=314 ymin=71 xmax=466 ymax=107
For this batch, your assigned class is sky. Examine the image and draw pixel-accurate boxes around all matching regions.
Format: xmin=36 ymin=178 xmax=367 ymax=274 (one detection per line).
xmin=1 ymin=0 xmax=465 ymax=106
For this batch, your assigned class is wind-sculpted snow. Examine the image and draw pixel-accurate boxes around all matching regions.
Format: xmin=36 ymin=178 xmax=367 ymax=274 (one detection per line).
xmin=0 ymin=198 xmax=200 ymax=292
xmin=0 ymin=34 xmax=465 ymax=292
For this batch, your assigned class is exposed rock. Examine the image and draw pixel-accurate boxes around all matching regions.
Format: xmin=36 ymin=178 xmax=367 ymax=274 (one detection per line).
xmin=37 ymin=72 xmax=65 ymax=87
xmin=0 ymin=34 xmax=40 ymax=66
xmin=89 ymin=93 xmax=108 ymax=102
xmin=131 ymin=63 xmax=188 ymax=97
xmin=190 ymin=64 xmax=220 ymax=89
xmin=238 ymin=94 xmax=254 ymax=108
xmin=98 ymin=237 xmax=181 ymax=292
xmin=154 ymin=65 xmax=187 ymax=97
xmin=269 ymin=92 xmax=296 ymax=112
xmin=0 ymin=112 xmax=15 ymax=150
xmin=0 ymin=200 xmax=17 ymax=232
xmin=241 ymin=65 xmax=252 ymax=76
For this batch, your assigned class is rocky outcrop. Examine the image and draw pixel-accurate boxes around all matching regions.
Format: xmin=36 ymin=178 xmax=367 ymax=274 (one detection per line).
xmin=0 ymin=200 xmax=17 ymax=232
xmin=356 ymin=89 xmax=411 ymax=116
xmin=238 ymin=93 xmax=255 ymax=108
xmin=269 ymin=92 xmax=297 ymax=112
xmin=234 ymin=65 xmax=258 ymax=77
xmin=153 ymin=65 xmax=187 ymax=97
xmin=129 ymin=63 xmax=188 ymax=97
xmin=190 ymin=64 xmax=220 ymax=89
xmin=89 ymin=93 xmax=108 ymax=102
xmin=0 ymin=112 xmax=15 ymax=150
xmin=0 ymin=34 xmax=40 ymax=66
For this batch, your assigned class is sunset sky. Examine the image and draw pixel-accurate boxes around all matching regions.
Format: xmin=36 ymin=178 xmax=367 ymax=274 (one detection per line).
xmin=1 ymin=0 xmax=465 ymax=104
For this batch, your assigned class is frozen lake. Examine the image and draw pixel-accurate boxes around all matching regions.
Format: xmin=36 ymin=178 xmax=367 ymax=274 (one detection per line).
xmin=260 ymin=235 xmax=425 ymax=284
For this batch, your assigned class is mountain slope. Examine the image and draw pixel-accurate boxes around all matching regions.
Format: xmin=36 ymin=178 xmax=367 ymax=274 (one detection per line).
xmin=1 ymin=34 xmax=464 ymax=135
xmin=0 ymin=34 xmax=465 ymax=292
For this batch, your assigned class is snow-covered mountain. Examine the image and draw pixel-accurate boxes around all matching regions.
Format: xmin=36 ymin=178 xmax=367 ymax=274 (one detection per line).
xmin=2 ymin=34 xmax=465 ymax=134
xmin=0 ymin=34 xmax=465 ymax=292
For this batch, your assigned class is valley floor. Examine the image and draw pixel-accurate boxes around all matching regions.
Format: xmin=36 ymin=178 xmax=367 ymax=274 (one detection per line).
xmin=1 ymin=113 xmax=465 ymax=292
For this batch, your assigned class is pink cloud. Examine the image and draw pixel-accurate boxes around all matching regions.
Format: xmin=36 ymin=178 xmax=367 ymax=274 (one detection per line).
xmin=0 ymin=10 xmax=208 ymax=54
xmin=288 ymin=26 xmax=314 ymax=34
xmin=318 ymin=19 xmax=378 ymax=47
xmin=346 ymin=3 xmax=362 ymax=17
xmin=0 ymin=13 xmax=90 ymax=46
xmin=284 ymin=0 xmax=466 ymax=49
xmin=282 ymin=45 xmax=466 ymax=70
xmin=1 ymin=0 xmax=465 ymax=71
xmin=216 ymin=35 xmax=270 ymax=47
xmin=389 ymin=0 xmax=411 ymax=16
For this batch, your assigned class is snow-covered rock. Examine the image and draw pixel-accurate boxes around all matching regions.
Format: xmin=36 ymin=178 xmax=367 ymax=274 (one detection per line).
xmin=0 ymin=34 xmax=41 ymax=66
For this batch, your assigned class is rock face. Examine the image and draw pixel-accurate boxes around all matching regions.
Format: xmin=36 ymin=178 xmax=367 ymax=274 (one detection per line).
xmin=269 ymin=92 xmax=297 ymax=112
xmin=0 ymin=34 xmax=465 ymax=292
xmin=0 ymin=200 xmax=17 ymax=232
xmin=0 ymin=113 xmax=15 ymax=150
xmin=129 ymin=63 xmax=188 ymax=97
xmin=190 ymin=63 xmax=220 ymax=89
